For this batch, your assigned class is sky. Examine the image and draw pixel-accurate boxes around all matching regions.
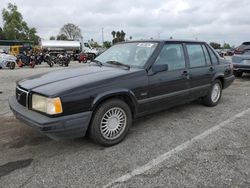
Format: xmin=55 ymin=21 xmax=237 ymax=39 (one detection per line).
xmin=0 ymin=0 xmax=249 ymax=46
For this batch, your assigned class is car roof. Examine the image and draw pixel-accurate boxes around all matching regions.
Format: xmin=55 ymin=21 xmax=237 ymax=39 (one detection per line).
xmin=123 ymin=39 xmax=206 ymax=44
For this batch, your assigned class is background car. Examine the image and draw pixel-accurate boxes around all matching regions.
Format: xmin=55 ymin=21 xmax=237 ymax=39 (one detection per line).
xmin=232 ymin=42 xmax=250 ymax=77
xmin=0 ymin=50 xmax=16 ymax=69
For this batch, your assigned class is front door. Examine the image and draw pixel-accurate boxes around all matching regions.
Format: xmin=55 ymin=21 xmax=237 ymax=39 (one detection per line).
xmin=139 ymin=43 xmax=190 ymax=112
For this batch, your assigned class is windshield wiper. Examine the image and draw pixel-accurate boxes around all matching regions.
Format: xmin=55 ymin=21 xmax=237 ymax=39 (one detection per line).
xmin=105 ymin=61 xmax=130 ymax=70
xmin=91 ymin=59 xmax=103 ymax=67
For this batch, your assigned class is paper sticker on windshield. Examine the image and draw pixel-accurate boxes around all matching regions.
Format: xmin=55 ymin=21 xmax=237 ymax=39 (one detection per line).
xmin=137 ymin=43 xmax=154 ymax=48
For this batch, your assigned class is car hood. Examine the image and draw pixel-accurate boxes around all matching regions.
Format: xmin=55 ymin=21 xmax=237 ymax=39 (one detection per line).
xmin=18 ymin=65 xmax=142 ymax=96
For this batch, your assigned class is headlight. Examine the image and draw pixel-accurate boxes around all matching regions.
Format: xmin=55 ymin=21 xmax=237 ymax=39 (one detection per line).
xmin=32 ymin=94 xmax=63 ymax=115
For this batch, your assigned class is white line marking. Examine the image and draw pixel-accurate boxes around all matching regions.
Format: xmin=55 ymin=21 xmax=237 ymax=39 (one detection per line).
xmin=104 ymin=108 xmax=250 ymax=188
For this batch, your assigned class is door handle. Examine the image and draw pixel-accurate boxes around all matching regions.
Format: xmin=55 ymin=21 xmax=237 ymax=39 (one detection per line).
xmin=209 ymin=67 xmax=214 ymax=71
xmin=182 ymin=70 xmax=189 ymax=76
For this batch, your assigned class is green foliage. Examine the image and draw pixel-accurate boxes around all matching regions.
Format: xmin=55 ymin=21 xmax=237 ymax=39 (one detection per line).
xmin=0 ymin=27 xmax=5 ymax=39
xmin=91 ymin=42 xmax=101 ymax=48
xmin=60 ymin=23 xmax=82 ymax=41
xmin=210 ymin=42 xmax=221 ymax=49
xmin=49 ymin=36 xmax=56 ymax=40
xmin=56 ymin=34 xmax=68 ymax=40
xmin=1 ymin=3 xmax=40 ymax=44
xmin=103 ymin=41 xmax=112 ymax=48
xmin=111 ymin=30 xmax=126 ymax=44
xmin=223 ymin=43 xmax=231 ymax=49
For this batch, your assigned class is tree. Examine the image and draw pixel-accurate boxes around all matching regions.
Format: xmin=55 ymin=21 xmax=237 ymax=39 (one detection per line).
xmin=120 ymin=30 xmax=126 ymax=41
xmin=116 ymin=31 xmax=121 ymax=39
xmin=210 ymin=42 xmax=221 ymax=49
xmin=0 ymin=27 xmax=5 ymax=39
xmin=60 ymin=23 xmax=82 ymax=41
xmin=56 ymin=34 xmax=68 ymax=40
xmin=111 ymin=30 xmax=126 ymax=44
xmin=129 ymin=36 xmax=132 ymax=40
xmin=223 ymin=43 xmax=231 ymax=49
xmin=49 ymin=36 xmax=55 ymax=40
xmin=111 ymin=31 xmax=116 ymax=38
xmin=1 ymin=3 xmax=40 ymax=44
xmin=103 ymin=41 xmax=112 ymax=48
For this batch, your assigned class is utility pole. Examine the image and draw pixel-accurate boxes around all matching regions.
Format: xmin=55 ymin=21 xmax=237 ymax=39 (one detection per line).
xmin=102 ymin=28 xmax=104 ymax=47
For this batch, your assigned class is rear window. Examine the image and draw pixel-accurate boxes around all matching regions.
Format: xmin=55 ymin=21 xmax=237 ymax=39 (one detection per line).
xmin=242 ymin=42 xmax=250 ymax=45
xmin=202 ymin=45 xmax=211 ymax=65
xmin=207 ymin=46 xmax=219 ymax=65
xmin=186 ymin=44 xmax=206 ymax=68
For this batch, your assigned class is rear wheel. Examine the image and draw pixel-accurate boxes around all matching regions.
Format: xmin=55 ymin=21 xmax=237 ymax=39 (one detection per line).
xmin=89 ymin=99 xmax=132 ymax=146
xmin=234 ymin=71 xmax=243 ymax=77
xmin=9 ymin=61 xmax=15 ymax=69
xmin=88 ymin=53 xmax=96 ymax=61
xmin=202 ymin=80 xmax=222 ymax=107
xmin=48 ymin=61 xmax=54 ymax=67
xmin=30 ymin=61 xmax=36 ymax=68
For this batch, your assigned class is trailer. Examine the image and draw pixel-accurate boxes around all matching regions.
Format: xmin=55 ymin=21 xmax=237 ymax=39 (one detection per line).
xmin=40 ymin=40 xmax=99 ymax=60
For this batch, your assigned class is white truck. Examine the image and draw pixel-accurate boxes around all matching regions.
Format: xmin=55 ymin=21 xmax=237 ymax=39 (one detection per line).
xmin=40 ymin=40 xmax=99 ymax=60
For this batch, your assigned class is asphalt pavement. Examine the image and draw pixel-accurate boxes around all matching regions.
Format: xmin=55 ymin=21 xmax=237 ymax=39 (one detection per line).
xmin=0 ymin=61 xmax=250 ymax=188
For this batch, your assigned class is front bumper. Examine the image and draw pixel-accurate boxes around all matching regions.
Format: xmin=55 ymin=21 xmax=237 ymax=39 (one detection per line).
xmin=9 ymin=96 xmax=92 ymax=140
xmin=233 ymin=64 xmax=250 ymax=72
xmin=223 ymin=75 xmax=235 ymax=89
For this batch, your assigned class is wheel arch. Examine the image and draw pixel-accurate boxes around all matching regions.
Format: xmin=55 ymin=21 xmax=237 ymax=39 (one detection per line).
xmin=212 ymin=74 xmax=225 ymax=89
xmin=91 ymin=89 xmax=138 ymax=118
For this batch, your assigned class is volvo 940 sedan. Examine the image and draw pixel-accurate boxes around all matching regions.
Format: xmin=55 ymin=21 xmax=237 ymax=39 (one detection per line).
xmin=9 ymin=40 xmax=235 ymax=146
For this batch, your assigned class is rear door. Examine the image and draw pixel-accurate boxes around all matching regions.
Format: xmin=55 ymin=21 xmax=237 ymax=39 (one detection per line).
xmin=185 ymin=43 xmax=215 ymax=99
xmin=141 ymin=43 xmax=190 ymax=112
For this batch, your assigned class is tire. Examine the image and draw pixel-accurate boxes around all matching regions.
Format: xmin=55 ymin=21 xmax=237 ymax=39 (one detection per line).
xmin=49 ymin=61 xmax=54 ymax=67
xmin=88 ymin=53 xmax=96 ymax=61
xmin=30 ymin=61 xmax=35 ymax=68
xmin=89 ymin=99 xmax=132 ymax=146
xmin=9 ymin=61 xmax=15 ymax=70
xmin=202 ymin=80 xmax=222 ymax=107
xmin=234 ymin=71 xmax=243 ymax=78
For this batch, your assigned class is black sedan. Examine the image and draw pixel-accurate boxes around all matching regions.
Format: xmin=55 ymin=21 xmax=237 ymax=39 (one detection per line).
xmin=9 ymin=40 xmax=235 ymax=146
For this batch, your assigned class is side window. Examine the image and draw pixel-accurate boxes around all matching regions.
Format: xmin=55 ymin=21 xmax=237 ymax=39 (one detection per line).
xmin=186 ymin=44 xmax=206 ymax=68
xmin=207 ymin=46 xmax=219 ymax=64
xmin=202 ymin=45 xmax=211 ymax=65
xmin=155 ymin=44 xmax=185 ymax=71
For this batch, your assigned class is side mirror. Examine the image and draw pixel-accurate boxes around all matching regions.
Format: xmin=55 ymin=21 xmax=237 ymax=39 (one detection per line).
xmin=152 ymin=64 xmax=168 ymax=73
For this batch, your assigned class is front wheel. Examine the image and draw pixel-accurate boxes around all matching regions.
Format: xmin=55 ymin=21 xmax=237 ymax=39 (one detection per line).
xmin=9 ymin=61 xmax=15 ymax=69
xmin=202 ymin=80 xmax=222 ymax=107
xmin=89 ymin=99 xmax=132 ymax=146
xmin=48 ymin=61 xmax=54 ymax=67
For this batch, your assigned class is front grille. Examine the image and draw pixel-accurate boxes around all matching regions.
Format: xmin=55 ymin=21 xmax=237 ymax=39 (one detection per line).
xmin=16 ymin=87 xmax=28 ymax=107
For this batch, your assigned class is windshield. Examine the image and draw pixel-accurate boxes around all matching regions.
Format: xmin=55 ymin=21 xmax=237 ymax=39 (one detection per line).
xmin=95 ymin=42 xmax=158 ymax=68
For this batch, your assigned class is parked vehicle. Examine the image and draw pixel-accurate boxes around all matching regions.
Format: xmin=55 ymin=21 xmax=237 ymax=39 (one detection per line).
xmin=16 ymin=53 xmax=36 ymax=68
xmin=232 ymin=42 xmax=250 ymax=77
xmin=215 ymin=49 xmax=224 ymax=57
xmin=9 ymin=40 xmax=235 ymax=146
xmin=53 ymin=53 xmax=70 ymax=66
xmin=78 ymin=52 xmax=88 ymax=63
xmin=0 ymin=52 xmax=16 ymax=69
xmin=226 ymin=49 xmax=234 ymax=56
xmin=43 ymin=53 xmax=54 ymax=67
xmin=82 ymin=42 xmax=99 ymax=61
xmin=40 ymin=40 xmax=81 ymax=60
